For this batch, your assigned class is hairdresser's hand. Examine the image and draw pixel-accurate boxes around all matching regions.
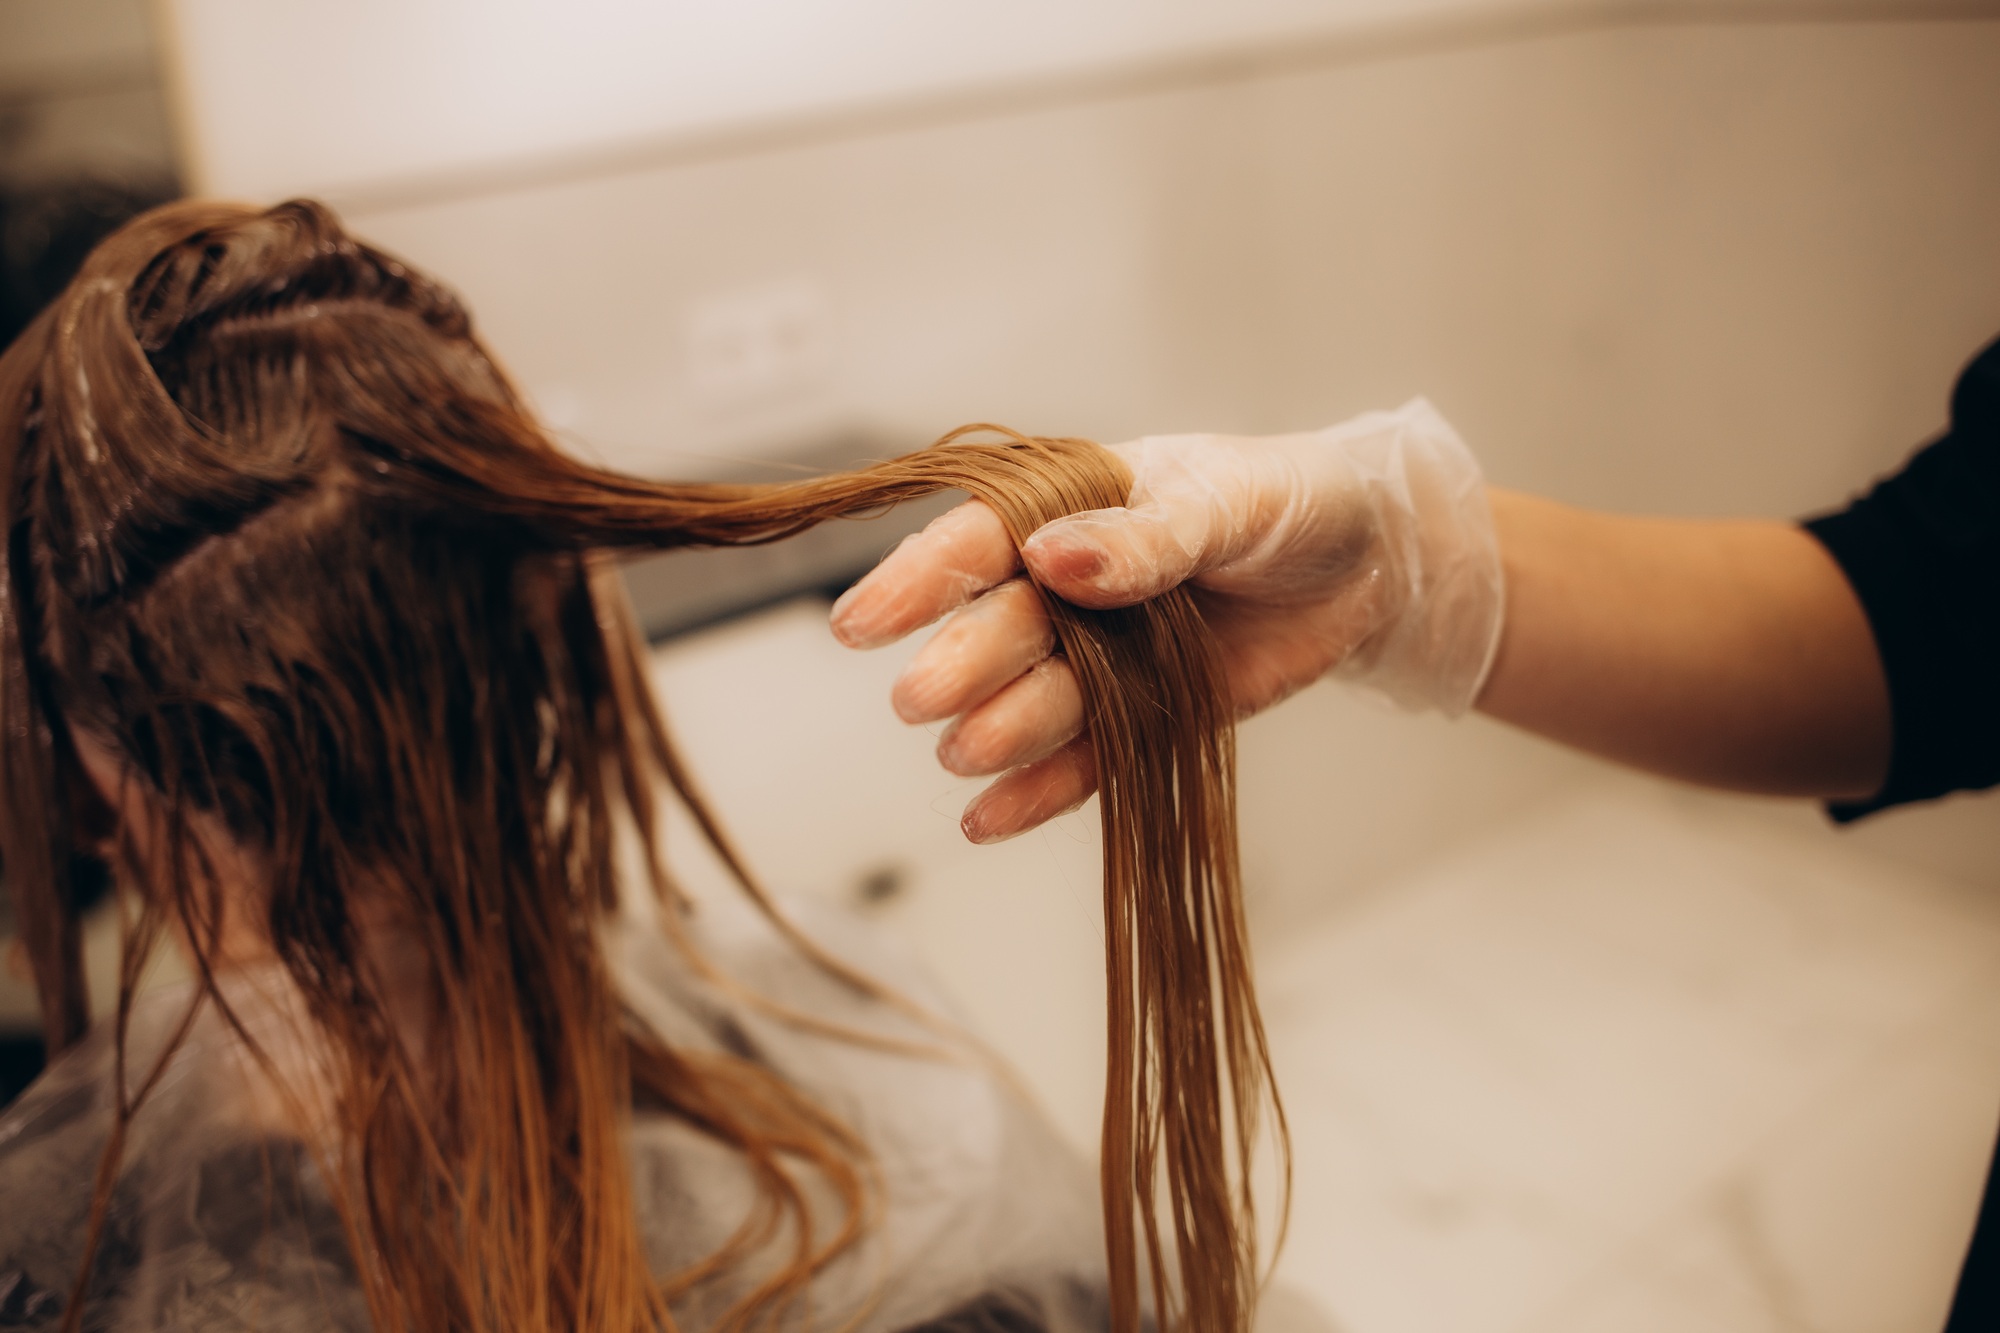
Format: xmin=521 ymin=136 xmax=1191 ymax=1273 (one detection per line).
xmin=829 ymin=400 xmax=1503 ymax=843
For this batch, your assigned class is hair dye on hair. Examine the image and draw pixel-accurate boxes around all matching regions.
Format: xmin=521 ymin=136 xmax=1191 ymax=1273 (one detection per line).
xmin=0 ymin=200 xmax=1287 ymax=1332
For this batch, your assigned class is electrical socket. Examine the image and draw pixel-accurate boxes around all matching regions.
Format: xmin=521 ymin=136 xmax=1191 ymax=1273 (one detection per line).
xmin=683 ymin=279 xmax=831 ymax=409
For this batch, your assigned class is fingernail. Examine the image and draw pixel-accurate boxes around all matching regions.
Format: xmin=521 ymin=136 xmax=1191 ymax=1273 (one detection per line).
xmin=961 ymin=805 xmax=1004 ymax=845
xmin=829 ymin=587 xmax=887 ymax=649
xmin=1025 ymin=534 xmax=1106 ymax=584
xmin=935 ymin=726 xmax=983 ymax=776
xmin=961 ymin=791 xmax=1026 ymax=844
xmin=828 ymin=586 xmax=861 ymax=633
xmin=895 ymin=669 xmax=946 ymax=724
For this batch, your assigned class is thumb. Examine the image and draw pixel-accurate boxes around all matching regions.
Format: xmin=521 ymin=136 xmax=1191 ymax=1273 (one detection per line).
xmin=1021 ymin=501 xmax=1206 ymax=610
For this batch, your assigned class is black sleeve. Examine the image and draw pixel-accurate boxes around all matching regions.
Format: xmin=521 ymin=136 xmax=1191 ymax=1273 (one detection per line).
xmin=1801 ymin=332 xmax=2000 ymax=821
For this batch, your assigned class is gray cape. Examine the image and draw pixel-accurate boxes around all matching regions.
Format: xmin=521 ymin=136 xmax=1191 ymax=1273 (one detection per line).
xmin=0 ymin=902 xmax=1112 ymax=1331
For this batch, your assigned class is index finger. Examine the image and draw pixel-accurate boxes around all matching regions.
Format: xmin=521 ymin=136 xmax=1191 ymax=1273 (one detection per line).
xmin=830 ymin=499 xmax=1022 ymax=648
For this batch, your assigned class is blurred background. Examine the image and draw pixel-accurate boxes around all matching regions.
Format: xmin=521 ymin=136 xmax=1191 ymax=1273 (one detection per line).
xmin=4 ymin=1 xmax=2000 ymax=1329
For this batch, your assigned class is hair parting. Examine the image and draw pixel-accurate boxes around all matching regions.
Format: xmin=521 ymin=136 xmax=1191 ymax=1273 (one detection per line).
xmin=0 ymin=198 xmax=1287 ymax=1332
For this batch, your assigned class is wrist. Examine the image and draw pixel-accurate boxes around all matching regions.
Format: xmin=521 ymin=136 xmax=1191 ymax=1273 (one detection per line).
xmin=1325 ymin=400 xmax=1505 ymax=715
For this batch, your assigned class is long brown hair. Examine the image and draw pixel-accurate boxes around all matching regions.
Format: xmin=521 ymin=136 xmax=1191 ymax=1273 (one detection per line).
xmin=0 ymin=200 xmax=1285 ymax=1332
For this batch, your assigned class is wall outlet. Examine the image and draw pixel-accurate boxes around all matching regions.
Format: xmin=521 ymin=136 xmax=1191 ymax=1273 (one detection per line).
xmin=683 ymin=279 xmax=832 ymax=409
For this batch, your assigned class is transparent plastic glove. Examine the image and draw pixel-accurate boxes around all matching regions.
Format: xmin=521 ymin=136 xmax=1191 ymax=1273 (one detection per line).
xmin=830 ymin=399 xmax=1503 ymax=843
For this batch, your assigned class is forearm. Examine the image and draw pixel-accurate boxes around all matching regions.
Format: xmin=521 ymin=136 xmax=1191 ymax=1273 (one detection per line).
xmin=1475 ymin=489 xmax=1891 ymax=800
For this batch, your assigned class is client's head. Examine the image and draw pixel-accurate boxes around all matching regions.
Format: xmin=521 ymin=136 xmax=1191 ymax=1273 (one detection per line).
xmin=0 ymin=198 xmax=863 ymax=1333
xmin=10 ymin=199 xmax=618 ymax=994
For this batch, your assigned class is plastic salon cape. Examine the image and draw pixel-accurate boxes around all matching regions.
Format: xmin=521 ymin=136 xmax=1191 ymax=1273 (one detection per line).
xmin=0 ymin=902 xmax=1112 ymax=1331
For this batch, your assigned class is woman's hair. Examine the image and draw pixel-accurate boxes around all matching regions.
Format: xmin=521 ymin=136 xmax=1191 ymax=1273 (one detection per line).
xmin=0 ymin=200 xmax=1285 ymax=1332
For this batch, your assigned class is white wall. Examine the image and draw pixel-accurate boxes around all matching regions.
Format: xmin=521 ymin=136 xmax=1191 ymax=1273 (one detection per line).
xmin=167 ymin=0 xmax=1558 ymax=202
